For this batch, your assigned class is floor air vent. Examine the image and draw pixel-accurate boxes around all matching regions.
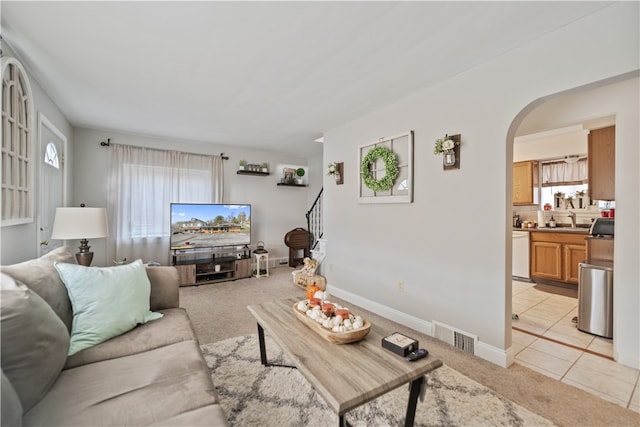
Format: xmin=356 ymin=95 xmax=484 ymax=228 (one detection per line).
xmin=432 ymin=321 xmax=477 ymax=355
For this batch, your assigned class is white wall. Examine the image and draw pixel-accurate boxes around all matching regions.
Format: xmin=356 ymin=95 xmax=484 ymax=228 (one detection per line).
xmin=72 ymin=127 xmax=315 ymax=267
xmin=0 ymin=44 xmax=74 ymax=265
xmin=322 ymin=2 xmax=639 ymax=368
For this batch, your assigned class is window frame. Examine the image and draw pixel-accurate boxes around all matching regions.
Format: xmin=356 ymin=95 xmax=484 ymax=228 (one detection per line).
xmin=2 ymin=57 xmax=35 ymax=226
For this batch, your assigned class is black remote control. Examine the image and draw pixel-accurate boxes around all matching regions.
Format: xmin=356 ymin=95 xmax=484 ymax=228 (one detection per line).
xmin=406 ymin=348 xmax=428 ymax=361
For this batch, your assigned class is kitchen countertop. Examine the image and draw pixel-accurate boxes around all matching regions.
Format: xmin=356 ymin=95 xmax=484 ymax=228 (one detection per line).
xmin=513 ymin=226 xmax=590 ymax=234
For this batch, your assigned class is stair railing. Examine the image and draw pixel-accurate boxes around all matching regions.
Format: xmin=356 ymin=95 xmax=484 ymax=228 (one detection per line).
xmin=305 ymin=187 xmax=323 ymax=252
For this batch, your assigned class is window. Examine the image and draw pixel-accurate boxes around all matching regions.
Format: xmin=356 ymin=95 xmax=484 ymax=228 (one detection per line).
xmin=107 ymin=144 xmax=224 ymax=264
xmin=541 ymin=184 xmax=588 ymax=208
xmin=2 ymin=58 xmax=34 ymax=225
xmin=44 ymin=142 xmax=60 ymax=169
xmin=540 ymin=158 xmax=588 ymax=208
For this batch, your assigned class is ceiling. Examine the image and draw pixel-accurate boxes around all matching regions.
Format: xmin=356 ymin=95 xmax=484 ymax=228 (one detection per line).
xmin=1 ymin=1 xmax=611 ymax=159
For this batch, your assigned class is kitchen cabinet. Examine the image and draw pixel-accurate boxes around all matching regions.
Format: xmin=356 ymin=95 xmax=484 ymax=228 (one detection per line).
xmin=586 ymin=237 xmax=614 ymax=262
xmin=530 ymin=232 xmax=586 ymax=285
xmin=513 ymin=161 xmax=539 ymax=205
xmin=588 ymin=125 xmax=615 ymax=201
xmin=564 ymin=244 xmax=585 ymax=284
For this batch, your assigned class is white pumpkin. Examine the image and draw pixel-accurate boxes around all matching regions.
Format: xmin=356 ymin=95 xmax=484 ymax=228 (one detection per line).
xmin=313 ymin=290 xmax=325 ymax=300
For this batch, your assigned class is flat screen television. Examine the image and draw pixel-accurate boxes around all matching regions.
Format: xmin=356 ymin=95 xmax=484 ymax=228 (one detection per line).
xmin=170 ymin=203 xmax=251 ymax=250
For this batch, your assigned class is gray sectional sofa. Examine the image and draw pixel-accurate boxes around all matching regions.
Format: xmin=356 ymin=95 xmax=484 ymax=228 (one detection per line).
xmin=1 ymin=247 xmax=227 ymax=426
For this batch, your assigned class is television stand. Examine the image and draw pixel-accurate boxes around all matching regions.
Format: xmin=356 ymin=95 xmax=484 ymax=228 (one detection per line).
xmin=171 ymin=246 xmax=252 ymax=286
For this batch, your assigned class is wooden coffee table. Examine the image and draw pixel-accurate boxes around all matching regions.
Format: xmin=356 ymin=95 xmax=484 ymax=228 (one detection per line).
xmin=247 ymin=298 xmax=442 ymax=427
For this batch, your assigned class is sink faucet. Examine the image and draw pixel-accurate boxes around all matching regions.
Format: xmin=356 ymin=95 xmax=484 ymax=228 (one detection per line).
xmin=568 ymin=211 xmax=576 ymax=228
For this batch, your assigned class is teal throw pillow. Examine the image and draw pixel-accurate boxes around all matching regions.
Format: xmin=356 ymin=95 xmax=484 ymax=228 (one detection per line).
xmin=54 ymin=259 xmax=163 ymax=355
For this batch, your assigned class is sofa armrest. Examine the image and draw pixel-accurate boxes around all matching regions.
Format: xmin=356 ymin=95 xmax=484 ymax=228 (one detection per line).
xmin=145 ymin=266 xmax=180 ymax=310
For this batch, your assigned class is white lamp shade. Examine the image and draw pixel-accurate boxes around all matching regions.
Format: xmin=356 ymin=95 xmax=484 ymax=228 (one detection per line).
xmin=51 ymin=207 xmax=108 ymax=240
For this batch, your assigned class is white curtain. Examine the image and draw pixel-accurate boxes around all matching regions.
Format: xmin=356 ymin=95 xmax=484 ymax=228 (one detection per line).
xmin=107 ymin=144 xmax=224 ymax=264
xmin=541 ymin=158 xmax=588 ymax=186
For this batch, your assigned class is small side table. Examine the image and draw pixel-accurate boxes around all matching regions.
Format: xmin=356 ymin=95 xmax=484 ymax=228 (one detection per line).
xmin=254 ymin=252 xmax=269 ymax=278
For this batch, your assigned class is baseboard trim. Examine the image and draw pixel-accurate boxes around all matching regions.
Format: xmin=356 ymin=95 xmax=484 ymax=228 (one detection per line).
xmin=476 ymin=341 xmax=510 ymax=367
xmin=327 ymin=286 xmax=433 ymax=336
xmin=328 ymin=284 xmax=508 ymax=367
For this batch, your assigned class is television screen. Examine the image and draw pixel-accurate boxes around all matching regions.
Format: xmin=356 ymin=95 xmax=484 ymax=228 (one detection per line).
xmin=170 ymin=203 xmax=251 ymax=250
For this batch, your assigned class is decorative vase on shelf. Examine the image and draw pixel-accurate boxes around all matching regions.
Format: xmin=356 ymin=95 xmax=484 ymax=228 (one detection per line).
xmin=443 ymin=149 xmax=456 ymax=166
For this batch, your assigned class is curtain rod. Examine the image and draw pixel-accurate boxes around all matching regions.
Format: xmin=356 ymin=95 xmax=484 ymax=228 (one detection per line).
xmin=98 ymin=138 xmax=229 ymax=160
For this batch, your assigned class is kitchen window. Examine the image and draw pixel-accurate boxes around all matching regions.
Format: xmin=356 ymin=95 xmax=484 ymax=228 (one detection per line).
xmin=540 ymin=158 xmax=588 ymax=208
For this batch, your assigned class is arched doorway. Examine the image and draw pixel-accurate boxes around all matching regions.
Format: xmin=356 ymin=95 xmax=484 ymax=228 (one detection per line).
xmin=505 ymin=71 xmax=639 ymax=377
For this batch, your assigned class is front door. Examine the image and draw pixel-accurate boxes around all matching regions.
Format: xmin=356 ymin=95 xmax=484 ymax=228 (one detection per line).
xmin=37 ymin=114 xmax=67 ymax=256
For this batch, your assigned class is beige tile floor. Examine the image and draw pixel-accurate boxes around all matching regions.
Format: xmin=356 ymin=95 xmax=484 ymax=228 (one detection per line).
xmin=512 ymin=280 xmax=640 ymax=413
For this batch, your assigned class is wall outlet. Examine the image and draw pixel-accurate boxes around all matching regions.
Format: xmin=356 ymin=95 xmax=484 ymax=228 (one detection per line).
xmin=397 ymin=280 xmax=404 ymax=292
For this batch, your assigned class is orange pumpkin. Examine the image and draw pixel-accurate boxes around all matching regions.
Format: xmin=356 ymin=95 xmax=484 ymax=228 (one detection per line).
xmin=306 ymin=284 xmax=320 ymax=299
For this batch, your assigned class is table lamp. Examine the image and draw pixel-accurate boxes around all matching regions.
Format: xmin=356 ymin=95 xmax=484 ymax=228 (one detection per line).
xmin=51 ymin=207 xmax=108 ymax=266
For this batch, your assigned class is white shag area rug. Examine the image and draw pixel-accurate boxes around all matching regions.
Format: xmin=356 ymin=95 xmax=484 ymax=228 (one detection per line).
xmin=201 ymin=335 xmax=555 ymax=427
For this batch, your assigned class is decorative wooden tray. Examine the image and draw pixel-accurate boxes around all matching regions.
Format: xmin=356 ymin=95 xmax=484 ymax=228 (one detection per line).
xmin=293 ymin=302 xmax=371 ymax=344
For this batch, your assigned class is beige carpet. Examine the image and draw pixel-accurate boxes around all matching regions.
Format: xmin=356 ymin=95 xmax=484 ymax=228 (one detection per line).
xmin=181 ymin=267 xmax=640 ymax=426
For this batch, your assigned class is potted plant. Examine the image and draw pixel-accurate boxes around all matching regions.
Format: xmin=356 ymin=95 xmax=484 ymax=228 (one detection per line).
xmin=575 ymin=189 xmax=588 ymax=208
xmin=554 ymin=191 xmax=565 ymax=209
xmin=565 ymin=194 xmax=575 ymax=209
xmin=239 ymin=160 xmax=247 ymax=171
xmin=261 ymin=162 xmax=269 ymax=173
xmin=296 ymin=167 xmax=305 ymax=184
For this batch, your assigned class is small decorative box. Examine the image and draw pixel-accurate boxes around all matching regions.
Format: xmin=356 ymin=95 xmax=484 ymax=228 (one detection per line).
xmin=382 ymin=332 xmax=419 ymax=357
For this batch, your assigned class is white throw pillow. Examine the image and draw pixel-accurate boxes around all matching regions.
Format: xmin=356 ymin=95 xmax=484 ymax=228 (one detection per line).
xmin=54 ymin=259 xmax=163 ymax=355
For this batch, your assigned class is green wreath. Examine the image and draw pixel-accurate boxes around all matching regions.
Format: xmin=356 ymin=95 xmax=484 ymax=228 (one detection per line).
xmin=360 ymin=146 xmax=399 ymax=192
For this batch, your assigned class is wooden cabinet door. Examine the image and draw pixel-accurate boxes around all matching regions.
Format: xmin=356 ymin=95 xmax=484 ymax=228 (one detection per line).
xmin=513 ymin=161 xmax=538 ymax=205
xmin=175 ymin=264 xmax=196 ymax=286
xmin=588 ymin=126 xmax=615 ymax=201
xmin=235 ymin=258 xmax=252 ymax=279
xmin=564 ymin=244 xmax=586 ymax=285
xmin=586 ymin=238 xmax=614 ymax=262
xmin=531 ymin=241 xmax=563 ymax=281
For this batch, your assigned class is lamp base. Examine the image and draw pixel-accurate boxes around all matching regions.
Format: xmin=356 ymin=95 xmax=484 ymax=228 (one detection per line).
xmin=76 ymin=239 xmax=94 ymax=266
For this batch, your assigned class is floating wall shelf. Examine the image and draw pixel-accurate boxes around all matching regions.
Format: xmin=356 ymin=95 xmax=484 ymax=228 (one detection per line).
xmin=277 ymin=183 xmax=306 ymax=187
xmin=237 ymin=170 xmax=270 ymax=176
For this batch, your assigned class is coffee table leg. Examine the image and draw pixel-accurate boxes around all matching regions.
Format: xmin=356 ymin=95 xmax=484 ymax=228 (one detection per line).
xmin=338 ymin=376 xmax=423 ymax=427
xmin=404 ymin=376 xmax=424 ymax=427
xmin=256 ymin=323 xmax=296 ymax=369
xmin=257 ymin=323 xmax=268 ymax=365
